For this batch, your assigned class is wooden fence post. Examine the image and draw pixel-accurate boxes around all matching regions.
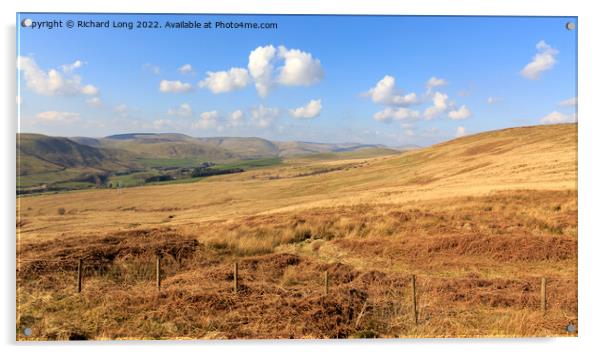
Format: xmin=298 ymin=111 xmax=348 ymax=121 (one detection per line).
xmin=411 ymin=274 xmax=418 ymax=325
xmin=233 ymin=262 xmax=238 ymax=293
xmin=541 ymin=277 xmax=547 ymax=314
xmin=324 ymin=270 xmax=329 ymax=296
xmin=156 ymin=255 xmax=161 ymax=291
xmin=76 ymin=259 xmax=82 ymax=293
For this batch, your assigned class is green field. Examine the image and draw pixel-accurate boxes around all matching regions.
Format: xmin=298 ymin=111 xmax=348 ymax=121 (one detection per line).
xmin=213 ymin=157 xmax=282 ymax=170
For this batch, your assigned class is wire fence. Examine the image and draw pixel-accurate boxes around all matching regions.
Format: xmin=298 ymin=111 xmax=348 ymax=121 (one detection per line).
xmin=17 ymin=255 xmax=554 ymax=325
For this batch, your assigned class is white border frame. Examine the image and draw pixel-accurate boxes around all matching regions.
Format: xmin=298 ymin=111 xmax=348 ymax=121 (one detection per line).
xmin=3 ymin=1 xmax=600 ymax=353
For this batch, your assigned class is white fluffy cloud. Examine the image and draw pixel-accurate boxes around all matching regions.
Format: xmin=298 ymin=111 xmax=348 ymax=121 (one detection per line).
xmin=426 ymin=76 xmax=448 ymax=93
xmin=521 ymin=40 xmax=558 ymax=80
xmin=199 ymin=67 xmax=250 ymax=93
xmin=448 ymin=105 xmax=472 ymax=120
xmin=558 ymin=97 xmax=577 ymax=107
xmin=178 ymin=64 xmax=194 ymax=75
xmin=373 ymin=107 xmax=420 ymax=122
xmin=35 ymin=111 xmax=80 ymax=123
xmin=167 ymin=103 xmax=193 ymax=117
xmin=194 ymin=111 xmax=221 ymax=130
xmin=540 ymin=111 xmax=577 ymax=124
xmin=277 ymin=46 xmax=324 ymax=86
xmin=365 ymin=76 xmax=472 ymax=124
xmin=247 ymin=45 xmax=323 ymax=97
xmin=159 ymin=80 xmax=193 ymax=93
xmin=250 ymin=105 xmax=280 ymax=128
xmin=80 ymin=84 xmax=99 ymax=95
xmin=248 ymin=45 xmax=277 ymax=97
xmin=367 ymin=75 xmax=418 ymax=106
xmin=18 ymin=56 xmax=99 ymax=96
xmin=289 ymin=99 xmax=322 ymax=119
xmin=423 ymin=92 xmax=449 ymax=120
xmin=456 ymin=126 xmax=467 ymax=138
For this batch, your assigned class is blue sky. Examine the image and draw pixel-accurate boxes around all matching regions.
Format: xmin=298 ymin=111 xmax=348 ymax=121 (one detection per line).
xmin=17 ymin=14 xmax=577 ymax=146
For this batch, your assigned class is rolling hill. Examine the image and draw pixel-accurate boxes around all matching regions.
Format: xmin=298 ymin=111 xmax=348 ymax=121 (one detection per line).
xmin=71 ymin=133 xmax=399 ymax=160
xmin=19 ymin=132 xmax=403 ymax=190
xmin=17 ymin=133 xmax=135 ymax=176
xmin=74 ymin=133 xmax=238 ymax=161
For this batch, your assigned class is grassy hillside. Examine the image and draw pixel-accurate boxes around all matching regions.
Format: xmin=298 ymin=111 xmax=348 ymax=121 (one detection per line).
xmin=97 ymin=134 xmax=396 ymax=160
xmin=198 ymin=137 xmax=280 ymax=159
xmin=100 ymin=134 xmax=237 ymax=162
xmin=16 ymin=124 xmax=577 ymax=339
xmin=18 ymin=134 xmax=125 ymax=175
xmin=17 ymin=134 xmax=140 ymax=190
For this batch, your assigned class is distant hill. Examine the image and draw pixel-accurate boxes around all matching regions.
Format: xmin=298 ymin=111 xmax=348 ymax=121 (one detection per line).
xmin=94 ymin=134 xmax=237 ymax=161
xmin=197 ymin=137 xmax=280 ymax=159
xmin=17 ymin=132 xmax=402 ymax=190
xmin=70 ymin=133 xmax=397 ymax=160
xmin=274 ymin=141 xmax=392 ymax=157
xmin=392 ymin=144 xmax=421 ymax=151
xmin=17 ymin=133 xmax=134 ymax=176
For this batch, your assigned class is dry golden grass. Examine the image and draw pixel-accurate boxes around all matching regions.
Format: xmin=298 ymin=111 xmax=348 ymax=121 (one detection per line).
xmin=16 ymin=124 xmax=577 ymax=340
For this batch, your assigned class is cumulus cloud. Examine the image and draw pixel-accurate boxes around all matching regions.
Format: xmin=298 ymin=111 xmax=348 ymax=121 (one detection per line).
xmin=366 ymin=75 xmax=418 ymax=106
xmin=248 ymin=45 xmax=277 ymax=97
xmin=520 ymin=40 xmax=558 ymax=80
xmin=289 ymin=99 xmax=322 ymax=119
xmin=558 ymin=97 xmax=577 ymax=107
xmin=159 ymin=80 xmax=193 ymax=93
xmin=448 ymin=105 xmax=472 ymax=120
xmin=178 ymin=64 xmax=194 ymax=75
xmin=364 ymin=75 xmax=473 ymax=124
xmin=167 ymin=103 xmax=192 ymax=117
xmin=540 ymin=111 xmax=577 ymax=124
xmin=247 ymin=45 xmax=323 ymax=97
xmin=80 ymin=84 xmax=99 ymax=95
xmin=199 ymin=67 xmax=250 ymax=94
xmin=423 ymin=92 xmax=449 ymax=120
xmin=373 ymin=107 xmax=420 ymax=122
xmin=194 ymin=110 xmax=221 ymax=130
xmin=426 ymin=76 xmax=448 ymax=93
xmin=277 ymin=46 xmax=324 ymax=86
xmin=18 ymin=56 xmax=99 ymax=96
xmin=228 ymin=110 xmax=245 ymax=127
xmin=456 ymin=126 xmax=467 ymax=138
xmin=35 ymin=111 xmax=80 ymax=123
xmin=250 ymin=105 xmax=280 ymax=128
